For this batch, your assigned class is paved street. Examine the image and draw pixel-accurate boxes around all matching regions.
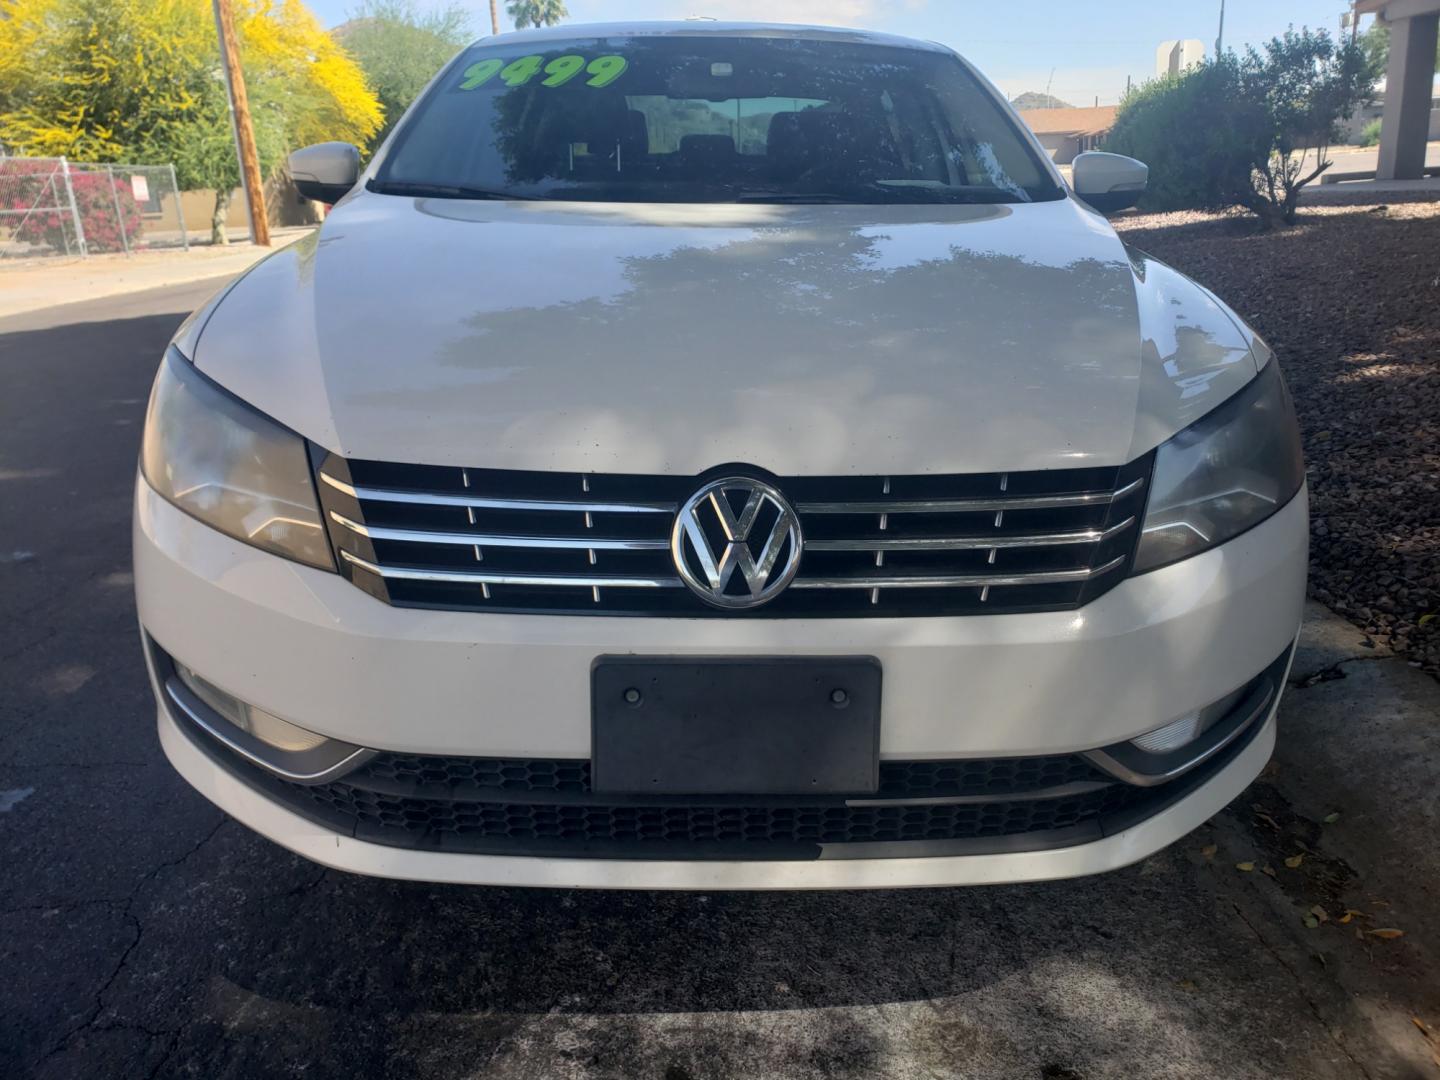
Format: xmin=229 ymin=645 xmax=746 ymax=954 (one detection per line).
xmin=2 ymin=284 xmax=1438 ymax=1080
xmin=1321 ymin=141 xmax=1440 ymax=179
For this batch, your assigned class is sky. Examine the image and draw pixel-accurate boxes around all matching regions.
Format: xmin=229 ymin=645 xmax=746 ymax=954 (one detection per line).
xmin=307 ymin=1 xmax=1368 ymax=107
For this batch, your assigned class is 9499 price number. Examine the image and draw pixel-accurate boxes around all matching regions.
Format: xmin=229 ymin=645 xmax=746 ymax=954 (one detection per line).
xmin=458 ymin=54 xmax=629 ymax=91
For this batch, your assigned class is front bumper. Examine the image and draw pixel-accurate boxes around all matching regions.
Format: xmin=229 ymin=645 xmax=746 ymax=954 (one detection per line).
xmin=136 ymin=476 xmax=1307 ymax=887
xmin=155 ymin=698 xmax=1279 ymax=888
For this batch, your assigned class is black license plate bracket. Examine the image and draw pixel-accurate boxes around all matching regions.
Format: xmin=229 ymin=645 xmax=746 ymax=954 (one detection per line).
xmin=591 ymin=656 xmax=881 ymax=795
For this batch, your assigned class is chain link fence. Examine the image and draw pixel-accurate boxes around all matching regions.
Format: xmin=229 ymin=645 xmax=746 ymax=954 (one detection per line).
xmin=0 ymin=156 xmax=189 ymax=260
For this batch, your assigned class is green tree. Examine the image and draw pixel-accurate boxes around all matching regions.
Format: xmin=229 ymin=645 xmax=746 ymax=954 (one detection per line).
xmin=1106 ymin=28 xmax=1371 ymax=227
xmin=1238 ymin=29 xmax=1373 ymax=225
xmin=506 ymin=0 xmax=567 ymax=30
xmin=153 ymin=87 xmax=289 ymax=243
xmin=338 ymin=0 xmax=471 ymax=150
xmin=0 ymin=0 xmax=381 ymax=244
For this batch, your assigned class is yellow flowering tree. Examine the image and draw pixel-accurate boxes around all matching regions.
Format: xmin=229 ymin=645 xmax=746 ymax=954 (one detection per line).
xmin=238 ymin=0 xmax=382 ymax=149
xmin=0 ymin=0 xmax=381 ymax=242
xmin=0 ymin=0 xmax=208 ymax=160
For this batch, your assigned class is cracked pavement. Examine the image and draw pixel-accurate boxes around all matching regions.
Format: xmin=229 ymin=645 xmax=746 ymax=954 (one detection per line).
xmin=2 ymin=284 xmax=1438 ymax=1079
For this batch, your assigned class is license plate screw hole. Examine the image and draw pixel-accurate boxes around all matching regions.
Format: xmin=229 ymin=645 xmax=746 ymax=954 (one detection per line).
xmin=830 ymin=688 xmax=849 ymax=708
xmin=623 ymin=687 xmax=643 ymax=706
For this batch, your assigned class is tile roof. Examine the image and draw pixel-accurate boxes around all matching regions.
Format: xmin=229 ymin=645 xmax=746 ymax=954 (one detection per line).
xmin=1017 ymin=106 xmax=1119 ymax=137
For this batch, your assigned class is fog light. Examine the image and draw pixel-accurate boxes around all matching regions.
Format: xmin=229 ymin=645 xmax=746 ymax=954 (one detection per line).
xmin=1131 ymin=711 xmax=1203 ymax=753
xmin=1129 ymin=682 xmax=1252 ymax=754
xmin=1085 ymin=646 xmax=1290 ymax=788
xmin=173 ymin=663 xmax=327 ymax=753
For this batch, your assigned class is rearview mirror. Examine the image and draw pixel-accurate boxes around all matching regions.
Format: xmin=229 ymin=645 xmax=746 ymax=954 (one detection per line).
xmin=289 ymin=142 xmax=360 ymax=204
xmin=1071 ymin=151 xmax=1148 ymax=214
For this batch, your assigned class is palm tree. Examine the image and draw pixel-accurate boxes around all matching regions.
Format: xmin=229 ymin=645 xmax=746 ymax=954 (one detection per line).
xmin=489 ymin=0 xmax=500 ymax=35
xmin=506 ymin=0 xmax=568 ymax=30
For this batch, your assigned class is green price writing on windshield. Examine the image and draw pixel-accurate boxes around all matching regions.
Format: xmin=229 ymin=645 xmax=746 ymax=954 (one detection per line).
xmin=584 ymin=55 xmax=629 ymax=87
xmin=458 ymin=53 xmax=629 ymax=91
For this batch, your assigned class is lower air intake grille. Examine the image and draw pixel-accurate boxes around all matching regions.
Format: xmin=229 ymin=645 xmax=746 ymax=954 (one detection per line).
xmin=315 ymin=453 xmax=1152 ymax=617
xmin=213 ymin=747 xmax=1187 ymax=860
xmin=299 ymin=783 xmax=1144 ymax=854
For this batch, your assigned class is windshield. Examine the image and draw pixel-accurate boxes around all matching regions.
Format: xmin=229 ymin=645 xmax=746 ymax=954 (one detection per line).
xmin=373 ymin=35 xmax=1063 ymax=204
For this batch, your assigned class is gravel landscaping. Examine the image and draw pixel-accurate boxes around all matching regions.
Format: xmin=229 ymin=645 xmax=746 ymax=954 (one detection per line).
xmin=1114 ymin=194 xmax=1440 ymax=676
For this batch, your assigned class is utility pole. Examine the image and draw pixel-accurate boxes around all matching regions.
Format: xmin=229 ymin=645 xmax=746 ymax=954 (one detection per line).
xmin=489 ymin=0 xmax=500 ymax=35
xmin=211 ymin=0 xmax=270 ymax=247
xmin=1216 ymin=0 xmax=1226 ymax=58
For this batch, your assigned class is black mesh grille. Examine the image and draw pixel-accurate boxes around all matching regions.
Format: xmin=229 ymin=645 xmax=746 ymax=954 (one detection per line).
xmin=361 ymin=754 xmax=593 ymax=793
xmin=296 ymin=782 xmax=1144 ymax=852
xmin=236 ymin=749 xmax=1155 ymax=859
xmin=315 ymin=453 xmax=1153 ymax=618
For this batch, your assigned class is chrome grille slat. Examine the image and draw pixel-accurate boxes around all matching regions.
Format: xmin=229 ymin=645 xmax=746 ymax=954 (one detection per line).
xmin=339 ymin=550 xmax=680 ymax=589
xmin=328 ymin=511 xmax=669 ymax=551
xmin=805 ymin=517 xmax=1135 ymax=553
xmin=319 ymin=471 xmax=675 ymax=514
xmin=317 ymin=457 xmax=1151 ymax=616
xmin=795 ymin=476 xmax=1144 ymax=515
xmin=791 ymin=556 xmax=1127 ymax=590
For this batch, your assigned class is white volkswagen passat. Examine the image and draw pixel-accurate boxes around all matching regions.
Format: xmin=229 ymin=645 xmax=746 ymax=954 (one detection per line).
xmin=135 ymin=22 xmax=1307 ymax=889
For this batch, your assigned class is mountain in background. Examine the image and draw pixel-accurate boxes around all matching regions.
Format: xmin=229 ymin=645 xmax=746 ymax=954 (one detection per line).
xmin=1009 ymin=91 xmax=1073 ymax=111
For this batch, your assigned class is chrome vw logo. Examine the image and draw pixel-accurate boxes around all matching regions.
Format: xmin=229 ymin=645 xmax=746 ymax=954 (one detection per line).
xmin=671 ymin=477 xmax=803 ymax=609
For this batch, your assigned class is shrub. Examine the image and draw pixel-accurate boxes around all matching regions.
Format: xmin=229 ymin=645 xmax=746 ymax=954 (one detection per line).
xmin=1360 ymin=118 xmax=1383 ymax=147
xmin=1105 ymin=61 xmax=1260 ymax=213
xmin=1104 ymin=29 xmax=1373 ymax=226
xmin=1 ymin=161 xmax=143 ymax=254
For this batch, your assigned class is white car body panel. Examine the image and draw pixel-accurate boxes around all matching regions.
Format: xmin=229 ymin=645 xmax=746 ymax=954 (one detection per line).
xmin=136 ymin=477 xmax=1306 ymax=760
xmin=190 ymin=196 xmax=1260 ymax=477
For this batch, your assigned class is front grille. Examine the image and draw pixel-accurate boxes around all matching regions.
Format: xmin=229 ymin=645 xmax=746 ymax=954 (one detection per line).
xmin=245 ymin=749 xmax=1154 ymax=860
xmin=315 ymin=453 xmax=1152 ymax=617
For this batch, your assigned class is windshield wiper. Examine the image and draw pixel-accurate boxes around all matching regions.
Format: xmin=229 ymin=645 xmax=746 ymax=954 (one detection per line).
xmin=367 ymin=180 xmax=541 ymax=201
xmin=735 ymin=185 xmax=1022 ymax=205
xmin=734 ymin=191 xmax=854 ymax=204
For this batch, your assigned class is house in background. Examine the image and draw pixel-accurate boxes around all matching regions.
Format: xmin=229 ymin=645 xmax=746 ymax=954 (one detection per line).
xmin=1339 ymin=71 xmax=1440 ymax=144
xmin=1016 ymin=106 xmax=1119 ymax=164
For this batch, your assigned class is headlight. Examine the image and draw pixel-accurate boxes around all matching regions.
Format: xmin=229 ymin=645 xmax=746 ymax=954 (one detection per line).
xmin=140 ymin=347 xmax=333 ymax=570
xmin=1132 ymin=359 xmax=1304 ymax=573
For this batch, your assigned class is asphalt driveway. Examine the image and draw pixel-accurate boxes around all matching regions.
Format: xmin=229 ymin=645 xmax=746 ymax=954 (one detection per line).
xmin=1 ymin=284 xmax=1437 ymax=1079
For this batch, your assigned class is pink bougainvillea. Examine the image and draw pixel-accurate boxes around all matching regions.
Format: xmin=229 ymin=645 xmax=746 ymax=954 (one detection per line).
xmin=2 ymin=161 xmax=144 ymax=254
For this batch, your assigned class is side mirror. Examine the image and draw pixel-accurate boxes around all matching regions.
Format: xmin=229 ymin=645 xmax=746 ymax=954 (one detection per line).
xmin=289 ymin=142 xmax=360 ymax=204
xmin=1071 ymin=151 xmax=1148 ymax=213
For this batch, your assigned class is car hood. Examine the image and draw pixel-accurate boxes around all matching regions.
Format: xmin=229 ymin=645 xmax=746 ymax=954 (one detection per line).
xmin=193 ymin=193 xmax=1260 ymax=476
